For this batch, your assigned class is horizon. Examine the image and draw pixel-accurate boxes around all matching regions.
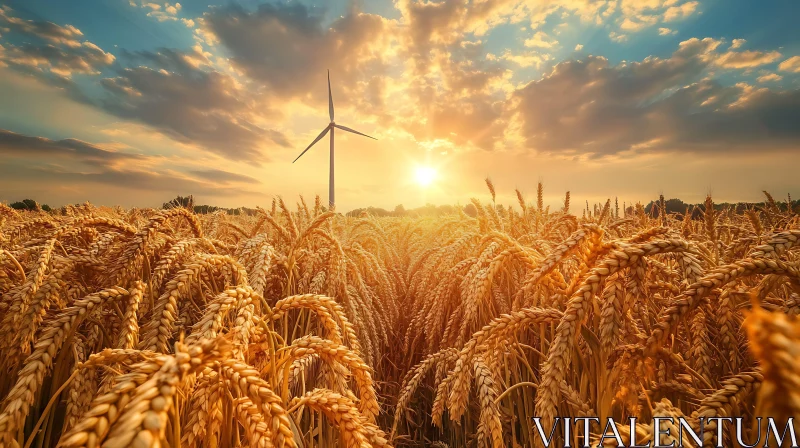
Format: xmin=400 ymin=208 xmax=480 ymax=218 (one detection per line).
xmin=4 ymin=190 xmax=792 ymax=214
xmin=1 ymin=0 xmax=799 ymax=210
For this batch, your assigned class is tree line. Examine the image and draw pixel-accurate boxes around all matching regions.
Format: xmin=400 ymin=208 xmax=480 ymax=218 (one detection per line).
xmin=6 ymin=194 xmax=796 ymax=218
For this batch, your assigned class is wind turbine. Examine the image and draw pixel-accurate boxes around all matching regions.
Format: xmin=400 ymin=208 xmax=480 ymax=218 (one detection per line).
xmin=293 ymin=70 xmax=377 ymax=210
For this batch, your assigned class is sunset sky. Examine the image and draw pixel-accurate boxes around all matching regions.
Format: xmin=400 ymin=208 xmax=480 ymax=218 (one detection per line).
xmin=1 ymin=0 xmax=799 ymax=211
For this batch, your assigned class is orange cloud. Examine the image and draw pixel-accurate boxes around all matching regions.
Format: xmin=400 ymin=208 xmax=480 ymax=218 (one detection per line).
xmin=0 ymin=6 xmax=83 ymax=47
xmin=663 ymin=1 xmax=699 ymax=21
xmin=714 ymin=49 xmax=782 ymax=69
xmin=779 ymin=56 xmax=800 ymax=73
xmin=509 ymin=39 xmax=800 ymax=158
xmin=524 ymin=31 xmax=558 ymax=48
xmin=757 ymin=73 xmax=782 ymax=83
xmin=0 ymin=7 xmax=113 ymax=80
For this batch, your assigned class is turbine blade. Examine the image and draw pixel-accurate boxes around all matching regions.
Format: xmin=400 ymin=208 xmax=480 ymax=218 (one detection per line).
xmin=328 ymin=69 xmax=334 ymax=122
xmin=334 ymin=124 xmax=377 ymax=140
xmin=293 ymin=126 xmax=330 ymax=163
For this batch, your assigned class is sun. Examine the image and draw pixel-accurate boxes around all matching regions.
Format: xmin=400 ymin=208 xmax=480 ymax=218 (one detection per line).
xmin=414 ymin=166 xmax=437 ymax=187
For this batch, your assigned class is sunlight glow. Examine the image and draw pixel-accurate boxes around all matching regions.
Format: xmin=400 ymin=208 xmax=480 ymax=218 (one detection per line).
xmin=414 ymin=166 xmax=437 ymax=187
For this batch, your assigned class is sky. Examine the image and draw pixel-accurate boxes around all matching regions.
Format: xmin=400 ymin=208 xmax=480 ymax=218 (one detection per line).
xmin=0 ymin=0 xmax=799 ymax=211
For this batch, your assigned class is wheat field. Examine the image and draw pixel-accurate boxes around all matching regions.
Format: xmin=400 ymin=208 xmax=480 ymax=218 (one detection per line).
xmin=0 ymin=183 xmax=798 ymax=448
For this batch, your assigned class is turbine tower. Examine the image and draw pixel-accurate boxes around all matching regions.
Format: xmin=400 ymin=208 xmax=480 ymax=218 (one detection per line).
xmin=293 ymin=70 xmax=376 ymax=210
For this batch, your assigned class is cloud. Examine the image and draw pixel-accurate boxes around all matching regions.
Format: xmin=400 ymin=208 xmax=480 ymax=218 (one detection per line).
xmin=190 ymin=169 xmax=260 ymax=185
xmin=757 ymin=73 xmax=782 ymax=83
xmin=0 ymin=129 xmax=261 ymax=197
xmin=202 ymin=3 xmax=393 ymax=100
xmin=621 ymin=15 xmax=659 ymax=32
xmin=0 ymin=6 xmax=83 ymax=47
xmin=0 ymin=7 xmax=114 ymax=79
xmin=779 ymin=56 xmax=800 ymax=73
xmin=388 ymin=0 xmax=706 ymax=95
xmin=730 ymin=39 xmax=746 ymax=49
xmin=0 ymin=164 xmax=256 ymax=197
xmin=714 ymin=49 xmax=782 ymax=69
xmin=667 ymin=85 xmax=800 ymax=150
xmin=1 ymin=1 xmax=795 ymax=176
xmin=509 ymin=38 xmax=800 ymax=157
xmin=0 ymin=41 xmax=114 ymax=78
xmin=524 ymin=31 xmax=558 ymax=49
xmin=609 ymin=31 xmax=628 ymax=42
xmin=406 ymin=93 xmax=508 ymax=151
xmin=130 ymin=1 xmax=183 ymax=22
xmin=663 ymin=1 xmax=699 ymax=21
xmin=677 ymin=36 xmax=723 ymax=58
xmin=394 ymin=0 xmax=692 ymax=53
xmin=0 ymin=129 xmax=143 ymax=167
xmin=497 ymin=50 xmax=550 ymax=68
xmin=396 ymin=0 xmax=469 ymax=61
xmin=658 ymin=27 xmax=677 ymax=36
xmin=393 ymin=36 xmax=513 ymax=150
xmin=613 ymin=0 xmax=698 ymax=34
xmin=99 ymin=48 xmax=289 ymax=162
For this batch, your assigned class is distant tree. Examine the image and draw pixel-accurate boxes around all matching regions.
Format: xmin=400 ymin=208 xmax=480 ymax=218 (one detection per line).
xmin=346 ymin=207 xmax=392 ymax=217
xmin=645 ymin=198 xmax=689 ymax=218
xmin=394 ymin=204 xmax=406 ymax=216
xmin=193 ymin=204 xmax=220 ymax=214
xmin=10 ymin=199 xmax=41 ymax=211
